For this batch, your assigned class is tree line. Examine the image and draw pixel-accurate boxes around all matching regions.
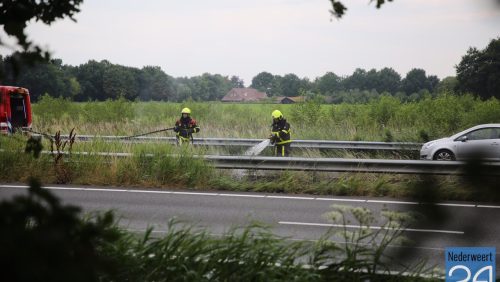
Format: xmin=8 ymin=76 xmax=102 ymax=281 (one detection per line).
xmin=0 ymin=56 xmax=440 ymax=102
xmin=0 ymin=38 xmax=498 ymax=102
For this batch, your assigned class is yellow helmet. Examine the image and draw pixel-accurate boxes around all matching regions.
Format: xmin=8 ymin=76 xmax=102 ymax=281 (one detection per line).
xmin=181 ymin=108 xmax=191 ymax=114
xmin=271 ymin=110 xmax=283 ymax=119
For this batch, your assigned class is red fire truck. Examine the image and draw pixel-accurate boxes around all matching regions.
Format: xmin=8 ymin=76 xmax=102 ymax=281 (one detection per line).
xmin=0 ymin=86 xmax=32 ymax=134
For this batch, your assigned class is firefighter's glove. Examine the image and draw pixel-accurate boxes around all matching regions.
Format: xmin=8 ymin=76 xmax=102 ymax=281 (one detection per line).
xmin=269 ymin=134 xmax=277 ymax=145
xmin=173 ymin=126 xmax=180 ymax=133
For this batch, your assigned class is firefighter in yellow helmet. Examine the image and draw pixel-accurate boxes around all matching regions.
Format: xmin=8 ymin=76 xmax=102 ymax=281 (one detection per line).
xmin=269 ymin=110 xmax=291 ymax=157
xmin=174 ymin=108 xmax=200 ymax=145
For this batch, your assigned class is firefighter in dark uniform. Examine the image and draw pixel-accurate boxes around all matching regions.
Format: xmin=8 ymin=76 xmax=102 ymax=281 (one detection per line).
xmin=269 ymin=110 xmax=291 ymax=157
xmin=174 ymin=108 xmax=200 ymax=145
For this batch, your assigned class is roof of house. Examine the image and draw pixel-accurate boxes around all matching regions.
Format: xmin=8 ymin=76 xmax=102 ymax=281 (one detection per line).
xmin=275 ymin=96 xmax=306 ymax=103
xmin=222 ymin=88 xmax=268 ymax=102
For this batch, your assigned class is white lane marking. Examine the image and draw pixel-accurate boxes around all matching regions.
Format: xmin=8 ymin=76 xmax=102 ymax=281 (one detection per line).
xmin=267 ymin=196 xmax=315 ymax=200
xmin=367 ymin=200 xmax=419 ymax=205
xmin=435 ymin=203 xmax=476 ymax=208
xmin=0 ymin=184 xmax=31 ymax=188
xmin=1 ymin=184 xmax=499 ymax=209
xmin=128 ymin=189 xmax=172 ymax=194
xmin=278 ymin=221 xmax=464 ymax=235
xmin=218 ymin=193 xmax=266 ymax=198
xmin=315 ymin=198 xmax=365 ymax=202
xmin=78 ymin=188 xmax=129 ymax=192
xmin=477 ymin=205 xmax=500 ymax=209
xmin=171 ymin=191 xmax=218 ymax=196
xmin=46 ymin=187 xmax=87 ymax=191
xmin=45 ymin=186 xmax=128 ymax=192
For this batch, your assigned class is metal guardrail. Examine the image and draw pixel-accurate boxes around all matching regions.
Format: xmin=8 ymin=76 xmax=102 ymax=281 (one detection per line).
xmin=38 ymin=135 xmax=422 ymax=151
xmin=206 ymin=156 xmax=500 ymax=175
xmin=40 ymin=150 xmax=500 ymax=176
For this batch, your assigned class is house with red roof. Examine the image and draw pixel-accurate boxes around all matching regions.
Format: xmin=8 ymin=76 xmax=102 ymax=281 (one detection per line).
xmin=221 ymin=88 xmax=268 ymax=102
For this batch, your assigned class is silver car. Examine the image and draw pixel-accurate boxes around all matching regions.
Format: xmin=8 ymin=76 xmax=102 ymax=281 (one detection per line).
xmin=420 ymin=124 xmax=500 ymax=161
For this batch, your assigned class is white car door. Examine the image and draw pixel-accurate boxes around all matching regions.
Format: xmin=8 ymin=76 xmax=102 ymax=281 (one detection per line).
xmin=455 ymin=128 xmax=500 ymax=160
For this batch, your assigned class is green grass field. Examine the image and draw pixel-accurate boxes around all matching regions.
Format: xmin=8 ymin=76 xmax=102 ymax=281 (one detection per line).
xmin=32 ymin=93 xmax=500 ymax=141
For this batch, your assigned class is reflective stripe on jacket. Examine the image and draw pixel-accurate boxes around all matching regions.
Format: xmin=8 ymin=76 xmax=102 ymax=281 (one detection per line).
xmin=271 ymin=119 xmax=291 ymax=145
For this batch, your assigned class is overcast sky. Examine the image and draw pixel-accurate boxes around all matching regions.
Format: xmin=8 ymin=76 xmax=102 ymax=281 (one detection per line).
xmin=2 ymin=0 xmax=500 ymax=86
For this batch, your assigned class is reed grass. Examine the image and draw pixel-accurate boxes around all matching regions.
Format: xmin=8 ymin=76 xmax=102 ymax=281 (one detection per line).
xmin=31 ymin=93 xmax=500 ymax=141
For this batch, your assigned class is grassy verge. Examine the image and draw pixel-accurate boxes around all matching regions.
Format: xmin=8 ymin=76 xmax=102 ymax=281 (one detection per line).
xmin=0 ymin=134 xmax=491 ymax=202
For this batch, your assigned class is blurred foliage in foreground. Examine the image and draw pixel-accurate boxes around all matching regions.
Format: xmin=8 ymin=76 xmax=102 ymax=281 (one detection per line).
xmin=0 ymin=178 xmax=439 ymax=282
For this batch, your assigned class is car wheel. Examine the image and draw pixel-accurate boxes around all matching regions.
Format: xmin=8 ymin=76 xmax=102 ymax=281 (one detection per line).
xmin=433 ymin=149 xmax=455 ymax=161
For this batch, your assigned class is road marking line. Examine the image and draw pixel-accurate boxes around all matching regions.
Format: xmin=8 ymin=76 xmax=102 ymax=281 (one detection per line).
xmin=128 ymin=189 xmax=173 ymax=194
xmin=45 ymin=187 xmax=87 ymax=191
xmin=477 ymin=205 xmax=500 ymax=209
xmin=434 ymin=203 xmax=476 ymax=208
xmin=45 ymin=186 xmax=129 ymax=192
xmin=315 ymin=198 xmax=366 ymax=202
xmin=278 ymin=221 xmax=464 ymax=235
xmin=74 ymin=188 xmax=128 ymax=192
xmin=2 ymin=185 xmax=500 ymax=209
xmin=367 ymin=200 xmax=419 ymax=205
xmin=267 ymin=196 xmax=315 ymax=200
xmin=171 ymin=191 xmax=218 ymax=196
xmin=219 ymin=193 xmax=266 ymax=198
xmin=0 ymin=185 xmax=29 ymax=188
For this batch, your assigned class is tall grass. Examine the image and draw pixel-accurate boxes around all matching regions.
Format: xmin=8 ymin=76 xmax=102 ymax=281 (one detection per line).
xmin=0 ymin=135 xmax=214 ymax=188
xmin=101 ymin=208 xmax=438 ymax=281
xmin=31 ymin=93 xmax=500 ymax=141
xmin=0 ymin=133 xmax=478 ymax=201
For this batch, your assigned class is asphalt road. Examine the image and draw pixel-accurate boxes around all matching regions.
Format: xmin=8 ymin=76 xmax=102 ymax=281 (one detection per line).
xmin=1 ymin=183 xmax=499 ymax=276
